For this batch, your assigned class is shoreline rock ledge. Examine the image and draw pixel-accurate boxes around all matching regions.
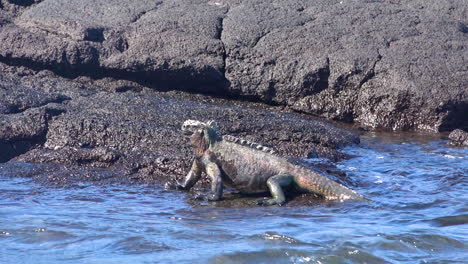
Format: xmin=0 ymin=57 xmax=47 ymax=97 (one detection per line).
xmin=0 ymin=63 xmax=360 ymax=186
xmin=0 ymin=0 xmax=467 ymax=132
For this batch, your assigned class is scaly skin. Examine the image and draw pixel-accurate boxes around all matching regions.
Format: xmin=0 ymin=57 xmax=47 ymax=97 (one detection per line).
xmin=168 ymin=120 xmax=365 ymax=205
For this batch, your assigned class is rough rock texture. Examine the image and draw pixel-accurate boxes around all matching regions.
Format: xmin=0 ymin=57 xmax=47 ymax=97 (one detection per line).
xmin=0 ymin=0 xmax=466 ymax=132
xmin=0 ymin=62 xmax=359 ymax=186
xmin=0 ymin=77 xmax=68 ymax=114
xmin=0 ymin=75 xmax=68 ymax=161
xmin=223 ymin=0 xmax=467 ymax=132
xmin=448 ymin=129 xmax=468 ymax=146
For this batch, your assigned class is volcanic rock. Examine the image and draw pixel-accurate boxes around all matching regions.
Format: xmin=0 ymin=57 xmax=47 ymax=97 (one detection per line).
xmin=0 ymin=0 xmax=465 ymax=131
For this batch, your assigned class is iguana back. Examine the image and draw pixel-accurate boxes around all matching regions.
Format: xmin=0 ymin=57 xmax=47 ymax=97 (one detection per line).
xmin=210 ymin=137 xmax=363 ymax=200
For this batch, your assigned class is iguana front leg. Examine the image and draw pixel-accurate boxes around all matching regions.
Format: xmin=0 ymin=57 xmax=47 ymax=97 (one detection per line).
xmin=165 ymin=160 xmax=202 ymax=190
xmin=257 ymin=173 xmax=294 ymax=206
xmin=205 ymin=162 xmax=223 ymax=201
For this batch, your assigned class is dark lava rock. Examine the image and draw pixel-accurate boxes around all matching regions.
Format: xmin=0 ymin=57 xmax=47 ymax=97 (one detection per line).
xmin=223 ymin=1 xmax=467 ymax=131
xmin=5 ymin=0 xmax=42 ymax=6
xmin=0 ymin=0 xmax=466 ymax=131
xmin=0 ymin=74 xmax=68 ymax=161
xmin=0 ymin=76 xmax=68 ymax=114
xmin=0 ymin=64 xmax=359 ymax=187
xmin=0 ymin=0 xmax=226 ymax=92
xmin=0 ymin=105 xmax=65 ymax=162
xmin=448 ymin=129 xmax=468 ymax=146
xmin=0 ymin=162 xmax=135 ymax=186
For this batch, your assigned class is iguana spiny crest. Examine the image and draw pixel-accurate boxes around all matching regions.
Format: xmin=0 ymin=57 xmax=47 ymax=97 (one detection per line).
xmin=181 ymin=120 xmax=276 ymax=154
xmin=181 ymin=120 xmax=219 ymax=135
xmin=222 ymin=135 xmax=276 ymax=154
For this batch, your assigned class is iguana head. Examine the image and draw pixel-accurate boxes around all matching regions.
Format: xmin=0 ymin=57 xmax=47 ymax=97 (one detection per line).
xmin=182 ymin=120 xmax=221 ymax=156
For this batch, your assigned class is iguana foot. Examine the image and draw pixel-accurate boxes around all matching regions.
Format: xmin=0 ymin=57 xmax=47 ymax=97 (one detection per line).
xmin=164 ymin=182 xmax=186 ymax=191
xmin=207 ymin=195 xmax=222 ymax=201
xmin=258 ymin=173 xmax=291 ymax=206
xmin=256 ymin=198 xmax=285 ymax=206
xmin=194 ymin=193 xmax=222 ymax=201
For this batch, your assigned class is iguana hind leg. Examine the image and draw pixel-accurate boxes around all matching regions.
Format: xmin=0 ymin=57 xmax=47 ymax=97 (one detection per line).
xmin=257 ymin=173 xmax=294 ymax=206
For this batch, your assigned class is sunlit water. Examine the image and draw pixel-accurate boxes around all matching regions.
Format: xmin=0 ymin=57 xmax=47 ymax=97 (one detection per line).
xmin=1 ymin=134 xmax=467 ymax=264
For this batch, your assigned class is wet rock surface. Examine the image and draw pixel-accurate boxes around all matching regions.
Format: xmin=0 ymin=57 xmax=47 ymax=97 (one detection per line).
xmin=0 ymin=0 xmax=466 ymax=132
xmin=0 ymin=77 xmax=67 ymax=161
xmin=448 ymin=129 xmax=468 ymax=146
xmin=0 ymin=61 xmax=359 ymax=189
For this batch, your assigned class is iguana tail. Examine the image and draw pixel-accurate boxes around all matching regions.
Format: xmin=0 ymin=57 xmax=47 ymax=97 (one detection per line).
xmin=293 ymin=167 xmax=365 ymax=201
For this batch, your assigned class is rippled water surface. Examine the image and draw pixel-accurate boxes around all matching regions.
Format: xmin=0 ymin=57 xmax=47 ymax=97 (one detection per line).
xmin=1 ymin=133 xmax=467 ymax=263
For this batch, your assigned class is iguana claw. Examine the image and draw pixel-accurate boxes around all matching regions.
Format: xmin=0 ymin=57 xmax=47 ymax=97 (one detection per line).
xmin=256 ymin=199 xmax=285 ymax=206
xmin=164 ymin=182 xmax=186 ymax=191
xmin=194 ymin=193 xmax=221 ymax=201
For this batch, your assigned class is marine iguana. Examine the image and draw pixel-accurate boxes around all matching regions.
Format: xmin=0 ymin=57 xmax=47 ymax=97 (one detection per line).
xmin=167 ymin=120 xmax=365 ymax=205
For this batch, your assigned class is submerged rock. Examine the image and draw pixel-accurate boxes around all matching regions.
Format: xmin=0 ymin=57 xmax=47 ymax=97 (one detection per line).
xmin=0 ymin=0 xmax=466 ymax=131
xmin=448 ymin=129 xmax=468 ymax=146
